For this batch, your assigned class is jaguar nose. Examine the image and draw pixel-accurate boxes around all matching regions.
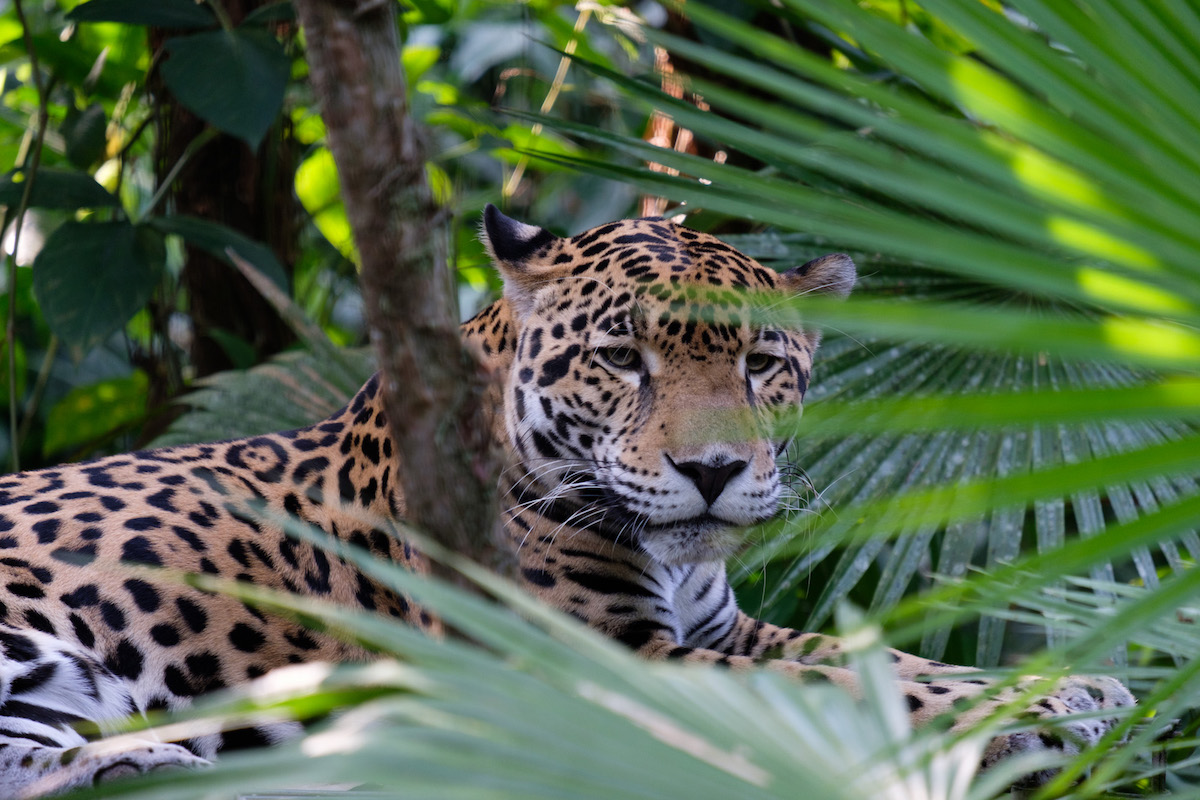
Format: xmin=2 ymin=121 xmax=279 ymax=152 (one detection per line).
xmin=669 ymin=457 xmax=748 ymax=506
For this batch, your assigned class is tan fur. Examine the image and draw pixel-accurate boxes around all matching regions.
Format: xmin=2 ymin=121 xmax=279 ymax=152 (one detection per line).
xmin=0 ymin=209 xmax=1131 ymax=796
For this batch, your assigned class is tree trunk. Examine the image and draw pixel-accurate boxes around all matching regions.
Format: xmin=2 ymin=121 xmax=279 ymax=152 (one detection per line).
xmin=149 ymin=2 xmax=298 ymax=386
xmin=291 ymin=0 xmax=500 ymax=577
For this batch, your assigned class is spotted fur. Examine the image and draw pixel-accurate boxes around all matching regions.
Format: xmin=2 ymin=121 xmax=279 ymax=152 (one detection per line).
xmin=0 ymin=207 xmax=1130 ymax=796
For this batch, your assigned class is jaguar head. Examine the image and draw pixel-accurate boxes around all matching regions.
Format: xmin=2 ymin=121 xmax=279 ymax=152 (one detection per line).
xmin=474 ymin=206 xmax=854 ymax=565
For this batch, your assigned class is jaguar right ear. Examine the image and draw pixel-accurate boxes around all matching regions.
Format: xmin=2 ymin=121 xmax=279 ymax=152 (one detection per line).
xmin=777 ymin=253 xmax=856 ymax=299
xmin=481 ymin=204 xmax=567 ymax=320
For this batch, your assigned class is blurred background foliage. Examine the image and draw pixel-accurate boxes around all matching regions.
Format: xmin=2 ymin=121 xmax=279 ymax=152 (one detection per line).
xmin=1 ymin=0 xmax=1199 ymax=797
xmin=0 ymin=0 xmax=651 ymax=469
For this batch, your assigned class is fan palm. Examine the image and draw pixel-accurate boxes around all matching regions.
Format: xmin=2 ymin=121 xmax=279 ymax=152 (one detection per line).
xmin=117 ymin=0 xmax=1200 ymax=796
xmin=518 ymin=0 xmax=1200 ymax=790
xmin=528 ymin=0 xmax=1199 ymax=650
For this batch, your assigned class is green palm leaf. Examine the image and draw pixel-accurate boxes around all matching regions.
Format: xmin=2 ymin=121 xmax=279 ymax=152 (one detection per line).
xmin=531 ymin=0 xmax=1200 ymax=670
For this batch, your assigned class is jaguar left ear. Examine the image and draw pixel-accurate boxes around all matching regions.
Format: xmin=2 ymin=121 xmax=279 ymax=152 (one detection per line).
xmin=777 ymin=253 xmax=856 ymax=299
xmin=481 ymin=204 xmax=566 ymax=319
xmin=482 ymin=204 xmax=559 ymax=264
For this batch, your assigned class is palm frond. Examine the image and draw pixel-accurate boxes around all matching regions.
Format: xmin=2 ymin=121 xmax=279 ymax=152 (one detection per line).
xmin=529 ymin=1 xmax=1200 ymax=680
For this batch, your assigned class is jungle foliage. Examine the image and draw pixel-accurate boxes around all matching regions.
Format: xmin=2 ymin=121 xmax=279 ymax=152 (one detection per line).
xmin=0 ymin=0 xmax=1197 ymax=797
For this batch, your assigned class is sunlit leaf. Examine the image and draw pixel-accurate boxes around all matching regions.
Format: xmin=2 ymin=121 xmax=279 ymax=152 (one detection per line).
xmin=0 ymin=167 xmax=119 ymax=210
xmin=43 ymin=370 xmax=149 ymax=456
xmin=294 ymin=147 xmax=358 ymax=263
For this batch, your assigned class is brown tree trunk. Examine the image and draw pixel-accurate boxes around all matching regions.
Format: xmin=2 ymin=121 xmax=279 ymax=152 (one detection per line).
xmin=291 ymin=0 xmax=500 ymax=576
xmin=149 ymin=1 xmax=298 ymax=386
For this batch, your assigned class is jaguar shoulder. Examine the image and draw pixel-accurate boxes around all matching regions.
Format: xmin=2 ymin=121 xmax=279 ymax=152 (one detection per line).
xmin=0 ymin=206 xmax=1132 ymax=797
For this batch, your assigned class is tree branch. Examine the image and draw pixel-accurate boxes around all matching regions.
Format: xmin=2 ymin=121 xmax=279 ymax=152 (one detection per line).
xmin=291 ymin=0 xmax=501 ymax=580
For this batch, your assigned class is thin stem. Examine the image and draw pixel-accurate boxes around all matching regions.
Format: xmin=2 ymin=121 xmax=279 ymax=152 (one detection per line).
xmin=114 ymin=110 xmax=154 ymax=165
xmin=6 ymin=0 xmax=51 ymax=473
xmin=13 ymin=0 xmax=44 ymax=100
xmin=502 ymin=4 xmax=592 ymax=201
xmin=203 ymin=0 xmax=236 ymax=32
xmin=139 ymin=126 xmax=219 ymax=221
xmin=16 ymin=336 xmax=57 ymax=448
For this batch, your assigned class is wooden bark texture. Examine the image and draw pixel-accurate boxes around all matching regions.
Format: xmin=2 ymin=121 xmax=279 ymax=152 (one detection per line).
xmin=291 ymin=0 xmax=501 ymax=577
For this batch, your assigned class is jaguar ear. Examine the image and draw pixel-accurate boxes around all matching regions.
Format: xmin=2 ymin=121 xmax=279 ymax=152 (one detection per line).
xmin=481 ymin=204 xmax=566 ymax=320
xmin=777 ymin=253 xmax=856 ymax=299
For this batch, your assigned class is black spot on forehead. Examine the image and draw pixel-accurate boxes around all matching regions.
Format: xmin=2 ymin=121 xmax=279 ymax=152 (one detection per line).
xmin=608 ymin=284 xmax=755 ymax=340
xmin=561 ymin=220 xmax=776 ymax=290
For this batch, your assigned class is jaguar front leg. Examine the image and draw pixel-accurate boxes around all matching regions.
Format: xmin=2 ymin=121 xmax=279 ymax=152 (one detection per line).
xmin=661 ymin=569 xmax=1135 ymax=785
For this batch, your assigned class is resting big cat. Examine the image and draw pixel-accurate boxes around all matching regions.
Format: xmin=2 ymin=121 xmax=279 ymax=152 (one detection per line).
xmin=0 ymin=206 xmax=1131 ymax=796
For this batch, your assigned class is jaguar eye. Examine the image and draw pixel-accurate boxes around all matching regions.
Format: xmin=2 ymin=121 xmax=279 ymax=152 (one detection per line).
xmin=746 ymin=352 xmax=779 ymax=375
xmin=598 ymin=346 xmax=641 ymax=370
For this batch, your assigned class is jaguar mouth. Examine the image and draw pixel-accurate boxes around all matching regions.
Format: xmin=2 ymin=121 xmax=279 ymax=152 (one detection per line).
xmin=641 ymin=512 xmax=728 ymax=532
xmin=526 ymin=470 xmax=772 ymax=556
xmin=636 ymin=518 xmax=746 ymax=565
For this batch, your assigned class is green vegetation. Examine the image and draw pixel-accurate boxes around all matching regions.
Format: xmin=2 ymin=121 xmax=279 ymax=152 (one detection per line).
xmin=0 ymin=0 xmax=1197 ymax=797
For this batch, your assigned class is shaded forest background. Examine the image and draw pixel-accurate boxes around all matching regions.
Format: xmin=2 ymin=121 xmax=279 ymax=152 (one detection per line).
xmin=0 ymin=0 xmax=1198 ymax=797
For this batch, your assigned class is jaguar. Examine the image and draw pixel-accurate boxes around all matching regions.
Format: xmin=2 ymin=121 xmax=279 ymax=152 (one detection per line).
xmin=0 ymin=206 xmax=1132 ymax=796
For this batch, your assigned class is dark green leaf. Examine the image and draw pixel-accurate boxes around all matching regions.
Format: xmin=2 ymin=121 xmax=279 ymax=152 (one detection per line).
xmin=206 ymin=328 xmax=257 ymax=371
xmin=148 ymin=214 xmax=289 ymax=291
xmin=62 ymin=104 xmax=108 ymax=168
xmin=242 ymin=2 xmax=296 ymax=25
xmin=67 ymin=0 xmax=217 ymax=28
xmin=0 ymin=168 xmax=118 ymax=210
xmin=406 ymin=0 xmax=452 ymax=25
xmin=32 ymin=221 xmax=164 ymax=356
xmin=161 ymin=29 xmax=290 ymax=148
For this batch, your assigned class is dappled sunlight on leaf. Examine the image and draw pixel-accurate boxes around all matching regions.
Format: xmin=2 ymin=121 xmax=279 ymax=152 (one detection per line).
xmin=1000 ymin=139 xmax=1111 ymax=213
xmin=1050 ymin=218 xmax=1160 ymax=271
xmin=1101 ymin=317 xmax=1200 ymax=365
xmin=295 ymin=147 xmax=358 ymax=263
xmin=1073 ymin=267 xmax=1189 ymax=315
xmin=946 ymin=57 xmax=1034 ymax=128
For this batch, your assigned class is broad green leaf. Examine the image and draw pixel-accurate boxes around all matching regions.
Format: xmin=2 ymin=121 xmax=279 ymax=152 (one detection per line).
xmin=294 ymin=147 xmax=357 ymax=262
xmin=402 ymin=44 xmax=442 ymax=84
xmin=32 ymin=221 xmax=164 ymax=357
xmin=242 ymin=2 xmax=296 ymax=25
xmin=205 ymin=328 xmax=256 ymax=371
xmin=67 ymin=0 xmax=217 ymax=28
xmin=405 ymin=0 xmax=453 ymax=25
xmin=161 ymin=29 xmax=290 ymax=149
xmin=43 ymin=370 xmax=149 ymax=457
xmin=0 ymin=167 xmax=119 ymax=210
xmin=148 ymin=214 xmax=289 ymax=291
xmin=61 ymin=104 xmax=108 ymax=169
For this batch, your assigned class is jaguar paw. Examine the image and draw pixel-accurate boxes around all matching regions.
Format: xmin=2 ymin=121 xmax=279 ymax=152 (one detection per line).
xmin=18 ymin=740 xmax=209 ymax=799
xmin=982 ymin=674 xmax=1135 ymax=787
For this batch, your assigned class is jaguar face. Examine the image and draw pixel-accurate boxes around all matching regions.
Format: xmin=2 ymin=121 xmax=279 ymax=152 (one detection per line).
xmin=479 ymin=206 xmax=854 ymax=565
